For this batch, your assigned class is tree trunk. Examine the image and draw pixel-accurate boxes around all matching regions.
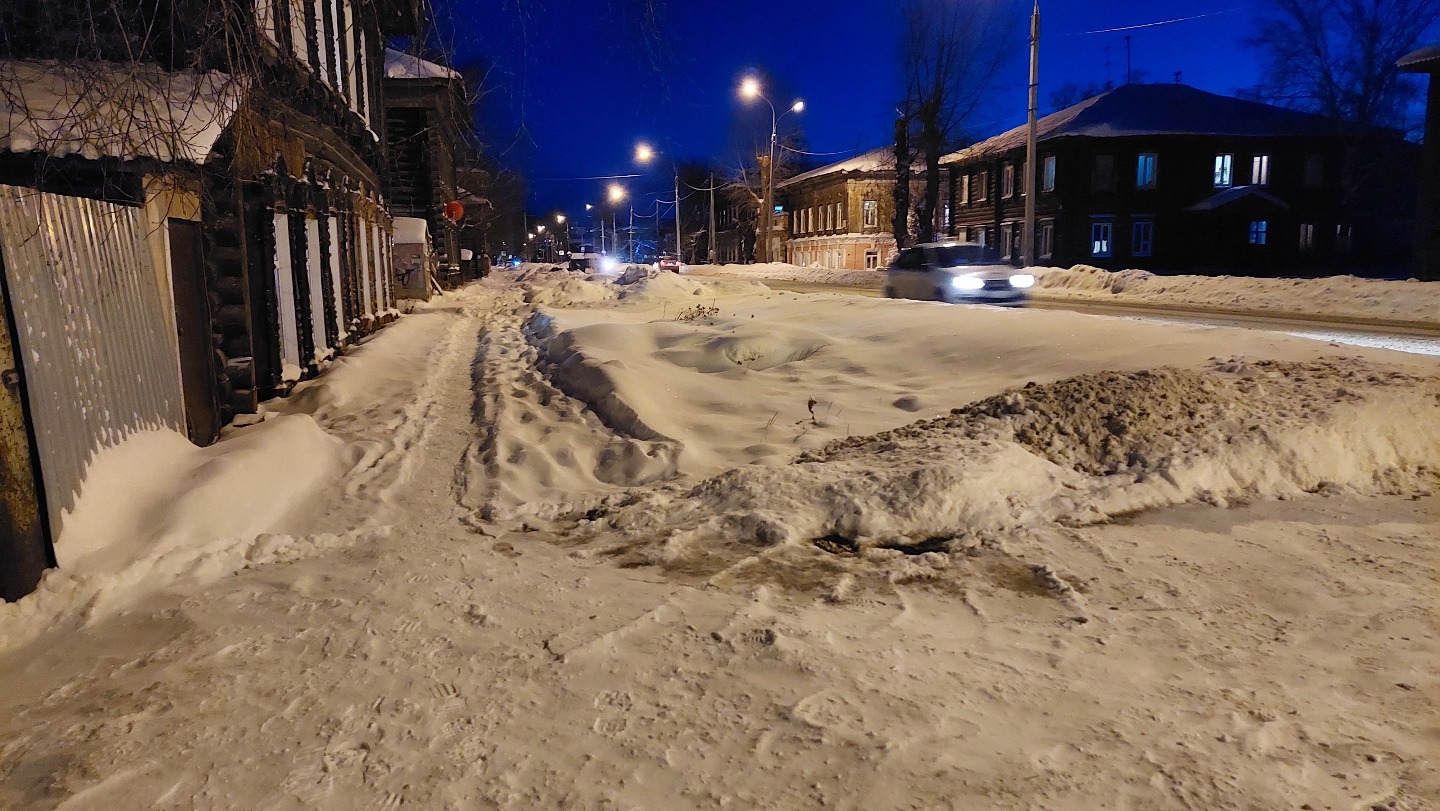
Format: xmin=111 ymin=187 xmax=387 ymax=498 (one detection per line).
xmin=892 ymin=115 xmax=912 ymax=249
xmin=917 ymin=110 xmax=942 ymax=245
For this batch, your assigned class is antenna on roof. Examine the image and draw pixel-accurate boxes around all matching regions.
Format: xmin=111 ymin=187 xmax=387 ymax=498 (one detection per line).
xmin=1103 ymin=46 xmax=1113 ymax=90
xmin=1125 ymin=35 xmax=1132 ymax=84
xmin=1174 ymin=71 xmax=1182 ymax=84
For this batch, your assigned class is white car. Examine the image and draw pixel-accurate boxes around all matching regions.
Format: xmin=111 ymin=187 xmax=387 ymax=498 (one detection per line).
xmin=884 ymin=243 xmax=1034 ymax=306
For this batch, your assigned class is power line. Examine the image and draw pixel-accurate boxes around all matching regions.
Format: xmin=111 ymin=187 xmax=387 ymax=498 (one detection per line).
xmin=1063 ymin=7 xmax=1241 ymax=37
xmin=529 ymin=172 xmax=643 ymax=183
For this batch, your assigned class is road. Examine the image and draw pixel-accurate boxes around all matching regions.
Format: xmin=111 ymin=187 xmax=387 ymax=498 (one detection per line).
xmin=691 ymin=274 xmax=1440 ymax=357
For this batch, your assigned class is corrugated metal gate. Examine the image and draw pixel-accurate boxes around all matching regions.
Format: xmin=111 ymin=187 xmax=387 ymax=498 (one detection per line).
xmin=0 ymin=185 xmax=186 ymax=545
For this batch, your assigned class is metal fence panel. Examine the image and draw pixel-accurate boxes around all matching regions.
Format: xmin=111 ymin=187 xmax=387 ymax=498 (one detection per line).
xmin=0 ymin=185 xmax=185 ymax=544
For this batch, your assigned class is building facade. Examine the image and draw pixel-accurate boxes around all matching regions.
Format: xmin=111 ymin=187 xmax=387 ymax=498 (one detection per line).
xmin=1400 ymin=44 xmax=1440 ymax=281
xmin=0 ymin=0 xmax=417 ymax=597
xmin=778 ymin=148 xmax=909 ymax=270
xmin=944 ymin=83 xmax=1418 ymax=274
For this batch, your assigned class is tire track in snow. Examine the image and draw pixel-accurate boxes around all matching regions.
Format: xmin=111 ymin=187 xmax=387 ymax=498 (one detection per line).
xmin=458 ymin=286 xmax=681 ymax=522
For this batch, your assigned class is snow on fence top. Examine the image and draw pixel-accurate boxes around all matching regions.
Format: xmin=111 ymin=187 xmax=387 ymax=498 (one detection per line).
xmin=383 ymin=49 xmax=462 ymax=81
xmin=0 ymin=60 xmax=242 ymax=164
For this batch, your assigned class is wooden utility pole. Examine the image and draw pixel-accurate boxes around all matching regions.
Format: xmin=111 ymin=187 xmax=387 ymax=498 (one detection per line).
xmin=708 ymin=172 xmax=718 ymax=264
xmin=1023 ymin=1 xmax=1040 ymax=267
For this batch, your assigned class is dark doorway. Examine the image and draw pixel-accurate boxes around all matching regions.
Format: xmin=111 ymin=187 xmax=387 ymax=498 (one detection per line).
xmin=0 ymin=248 xmax=54 ymax=601
xmin=168 ymin=219 xmax=221 ymax=445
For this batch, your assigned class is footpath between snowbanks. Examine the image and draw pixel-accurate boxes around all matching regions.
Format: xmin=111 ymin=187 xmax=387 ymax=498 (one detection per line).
xmin=691 ymin=262 xmax=1440 ymax=326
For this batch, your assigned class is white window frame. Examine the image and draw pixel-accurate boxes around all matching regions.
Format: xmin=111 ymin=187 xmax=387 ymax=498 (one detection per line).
xmin=1039 ymin=220 xmax=1054 ymax=260
xmin=959 ymin=174 xmax=971 ymax=205
xmin=1215 ymin=154 xmax=1234 ymax=188
xmin=1299 ymin=222 xmax=1315 ymax=252
xmin=1136 ymin=153 xmax=1158 ymax=190
xmin=1003 ymin=163 xmax=1015 ymax=198
xmin=1252 ymin=154 xmax=1270 ymax=186
xmin=976 ymin=171 xmax=989 ymax=201
xmin=1091 ymin=221 xmax=1113 ymax=258
xmin=862 ymin=199 xmax=878 ymax=229
xmin=1042 ymin=155 xmax=1056 ymax=192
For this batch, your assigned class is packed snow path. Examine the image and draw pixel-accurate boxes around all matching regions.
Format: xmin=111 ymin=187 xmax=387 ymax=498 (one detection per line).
xmin=1 ymin=272 xmax=1436 ymax=810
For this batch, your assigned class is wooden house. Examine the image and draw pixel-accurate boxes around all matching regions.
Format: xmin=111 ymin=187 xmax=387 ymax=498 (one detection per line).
xmin=0 ymin=0 xmax=417 ymax=598
xmin=943 ymin=83 xmax=1418 ymax=274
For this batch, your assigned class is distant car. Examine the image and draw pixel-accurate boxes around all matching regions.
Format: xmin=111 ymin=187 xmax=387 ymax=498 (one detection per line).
xmin=884 ymin=242 xmax=1034 ymax=306
xmin=656 ymin=255 xmax=682 ymax=273
xmin=566 ymin=253 xmax=610 ymax=273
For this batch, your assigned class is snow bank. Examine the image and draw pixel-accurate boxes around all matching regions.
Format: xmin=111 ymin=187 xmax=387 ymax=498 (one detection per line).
xmin=1032 ymin=265 xmax=1440 ymax=324
xmin=690 ymin=262 xmax=885 ymax=287
xmin=576 ymin=358 xmax=1439 ymax=572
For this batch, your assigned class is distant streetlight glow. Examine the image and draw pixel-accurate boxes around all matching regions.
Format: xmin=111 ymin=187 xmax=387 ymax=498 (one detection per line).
xmin=635 ymin=143 xmax=655 ymax=163
xmin=537 ymin=224 xmax=545 ymax=233
xmin=608 ymin=183 xmax=626 ymax=202
xmin=585 ymin=203 xmax=593 ymax=211
xmin=556 ymin=214 xmax=566 ymax=223
xmin=792 ymin=100 xmax=805 ymax=113
xmin=740 ymin=76 xmax=761 ymax=98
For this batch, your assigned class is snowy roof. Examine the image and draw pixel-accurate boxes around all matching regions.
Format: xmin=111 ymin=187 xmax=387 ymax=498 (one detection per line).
xmin=778 ymin=146 xmax=897 ymax=189
xmin=943 ymin=83 xmax=1362 ymax=166
xmin=1399 ymin=44 xmax=1440 ymax=72
xmin=394 ymin=216 xmax=429 ymax=244
xmin=1186 ymin=185 xmax=1291 ymax=212
xmin=384 ymin=49 xmax=462 ymax=81
xmin=0 ymin=60 xmax=242 ymax=164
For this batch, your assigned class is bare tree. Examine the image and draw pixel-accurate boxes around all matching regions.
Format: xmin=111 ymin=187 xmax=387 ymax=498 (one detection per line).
xmin=1249 ymin=0 xmax=1440 ymax=129
xmin=896 ymin=0 xmax=1013 ymax=246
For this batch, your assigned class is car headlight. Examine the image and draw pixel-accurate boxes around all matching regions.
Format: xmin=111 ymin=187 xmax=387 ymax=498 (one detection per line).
xmin=952 ymin=276 xmax=985 ymax=291
xmin=600 ymin=258 xmax=618 ymax=274
xmin=1009 ymin=274 xmax=1036 ymax=289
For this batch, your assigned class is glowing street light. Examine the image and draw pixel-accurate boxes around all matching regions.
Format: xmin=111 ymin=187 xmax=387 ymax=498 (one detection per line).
xmin=556 ymin=214 xmax=566 ymax=223
xmin=635 ymin=143 xmax=655 ymax=164
xmin=585 ymin=203 xmax=593 ymax=211
xmin=739 ymin=76 xmax=806 ymax=262
xmin=608 ymin=183 xmax=626 ymax=203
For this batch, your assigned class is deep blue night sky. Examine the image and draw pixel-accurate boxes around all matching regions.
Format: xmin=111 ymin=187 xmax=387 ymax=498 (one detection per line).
xmin=434 ymin=1 xmax=1267 ymax=217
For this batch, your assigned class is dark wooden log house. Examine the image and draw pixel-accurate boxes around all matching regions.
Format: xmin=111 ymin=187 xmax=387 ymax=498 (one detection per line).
xmin=944 ymin=83 xmax=1418 ymax=275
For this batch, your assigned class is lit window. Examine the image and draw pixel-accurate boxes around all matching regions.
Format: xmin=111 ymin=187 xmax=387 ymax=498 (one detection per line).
xmin=1251 ymin=154 xmax=1270 ymax=185
xmin=1042 ymin=156 xmax=1056 ymax=192
xmin=1132 ymin=221 xmax=1154 ymax=257
xmin=1248 ymin=220 xmax=1268 ymax=245
xmin=1214 ymin=154 xmax=1233 ymax=188
xmin=1003 ymin=163 xmax=1016 ymax=198
xmin=1136 ymin=153 xmax=1158 ymax=189
xmin=862 ymin=200 xmax=878 ymax=228
xmin=1299 ymin=223 xmax=1315 ymax=252
xmin=1091 ymin=221 xmax=1113 ymax=257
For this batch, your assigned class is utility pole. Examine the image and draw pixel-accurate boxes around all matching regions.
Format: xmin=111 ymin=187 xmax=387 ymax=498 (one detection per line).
xmin=628 ymin=207 xmax=634 ymax=262
xmin=1023 ymin=0 xmax=1040 ymax=267
xmin=674 ymin=173 xmax=683 ymax=261
xmin=1125 ymin=35 xmax=1132 ymax=84
xmin=708 ymin=172 xmax=718 ymax=264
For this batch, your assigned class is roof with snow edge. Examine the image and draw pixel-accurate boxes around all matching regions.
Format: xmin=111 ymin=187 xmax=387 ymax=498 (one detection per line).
xmin=0 ymin=60 xmax=242 ymax=164
xmin=1399 ymin=44 xmax=1440 ymax=71
xmin=942 ymin=83 xmax=1364 ymax=166
xmin=778 ymin=146 xmax=901 ymax=189
xmin=1186 ymin=185 xmax=1291 ymax=211
xmin=384 ymin=49 xmax=462 ymax=81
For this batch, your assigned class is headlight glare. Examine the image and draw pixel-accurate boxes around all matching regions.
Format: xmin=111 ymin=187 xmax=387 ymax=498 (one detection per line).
xmin=1009 ymin=274 xmax=1036 ymax=289
xmin=952 ymin=276 xmax=985 ymax=291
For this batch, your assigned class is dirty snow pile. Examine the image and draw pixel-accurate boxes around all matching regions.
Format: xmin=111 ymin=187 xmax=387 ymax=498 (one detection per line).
xmin=1032 ymin=265 xmax=1440 ymax=324
xmin=689 ymin=261 xmax=885 ymax=287
xmin=561 ymin=357 xmax=1438 ymax=581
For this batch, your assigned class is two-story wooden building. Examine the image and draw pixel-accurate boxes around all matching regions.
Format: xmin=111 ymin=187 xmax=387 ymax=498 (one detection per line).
xmin=944 ymin=82 xmax=1418 ymax=274
xmin=0 ymin=0 xmax=416 ymax=597
xmin=777 ymin=148 xmax=907 ymax=270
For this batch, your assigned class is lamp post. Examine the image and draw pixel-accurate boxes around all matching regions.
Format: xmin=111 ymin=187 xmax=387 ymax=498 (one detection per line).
xmin=635 ymin=142 xmax=684 ymax=261
xmin=608 ymin=184 xmax=626 ymax=259
xmin=740 ymin=77 xmax=804 ymax=264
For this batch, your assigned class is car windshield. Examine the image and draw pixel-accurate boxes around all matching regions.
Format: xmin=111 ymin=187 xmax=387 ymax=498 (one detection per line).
xmin=932 ymin=245 xmax=1002 ymax=266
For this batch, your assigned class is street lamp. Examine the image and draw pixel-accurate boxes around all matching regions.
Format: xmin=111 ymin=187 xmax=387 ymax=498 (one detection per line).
xmin=740 ymin=77 xmax=804 ymax=263
xmin=633 ymin=141 xmax=685 ymax=261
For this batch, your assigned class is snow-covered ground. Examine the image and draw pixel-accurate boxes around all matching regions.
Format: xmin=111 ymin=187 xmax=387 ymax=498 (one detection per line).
xmin=1 ymin=267 xmax=1436 ymax=809
xmin=693 ymin=261 xmax=1440 ymax=325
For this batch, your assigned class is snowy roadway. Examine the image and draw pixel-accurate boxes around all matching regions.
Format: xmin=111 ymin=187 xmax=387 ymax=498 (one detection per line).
xmin=1 ymin=269 xmax=1437 ymax=810
xmin=692 ymin=274 xmax=1440 ymax=357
